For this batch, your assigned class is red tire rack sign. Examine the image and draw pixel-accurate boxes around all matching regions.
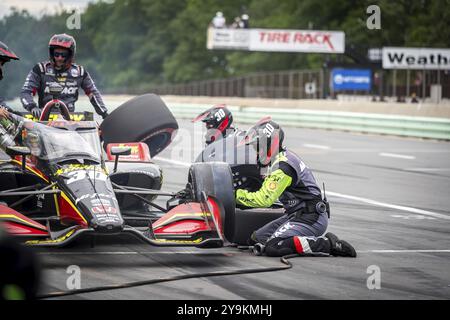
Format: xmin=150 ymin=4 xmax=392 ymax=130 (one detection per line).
xmin=207 ymin=28 xmax=345 ymax=54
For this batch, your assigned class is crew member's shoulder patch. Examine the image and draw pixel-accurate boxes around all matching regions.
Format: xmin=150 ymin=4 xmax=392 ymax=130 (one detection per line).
xmin=70 ymin=67 xmax=80 ymax=77
xmin=268 ymin=181 xmax=278 ymax=190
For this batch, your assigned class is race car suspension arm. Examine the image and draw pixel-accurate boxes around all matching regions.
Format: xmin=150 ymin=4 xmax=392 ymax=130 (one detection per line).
xmin=111 ymin=182 xmax=175 ymax=196
xmin=1 ymin=182 xmax=60 ymax=209
xmin=112 ymin=182 xmax=169 ymax=213
xmin=0 ymin=183 xmax=43 ymax=193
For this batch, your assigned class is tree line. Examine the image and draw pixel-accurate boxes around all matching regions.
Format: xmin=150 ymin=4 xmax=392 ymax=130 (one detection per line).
xmin=0 ymin=0 xmax=449 ymax=99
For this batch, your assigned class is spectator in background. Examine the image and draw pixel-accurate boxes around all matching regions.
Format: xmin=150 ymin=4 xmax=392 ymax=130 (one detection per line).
xmin=211 ymin=11 xmax=226 ymax=28
xmin=230 ymin=16 xmax=242 ymax=29
xmin=241 ymin=14 xmax=250 ymax=28
xmin=411 ymin=92 xmax=419 ymax=103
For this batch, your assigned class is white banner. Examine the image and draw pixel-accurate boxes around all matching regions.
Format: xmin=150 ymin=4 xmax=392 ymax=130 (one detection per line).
xmin=207 ymin=28 xmax=345 ymax=53
xmin=382 ymin=47 xmax=450 ymax=70
xmin=206 ymin=28 xmax=249 ymax=50
xmin=249 ymin=29 xmax=344 ymax=53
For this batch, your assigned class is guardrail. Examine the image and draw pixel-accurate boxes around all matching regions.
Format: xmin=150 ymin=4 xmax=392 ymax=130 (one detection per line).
xmin=166 ymin=103 xmax=450 ymax=140
xmin=6 ymin=98 xmax=450 ymax=140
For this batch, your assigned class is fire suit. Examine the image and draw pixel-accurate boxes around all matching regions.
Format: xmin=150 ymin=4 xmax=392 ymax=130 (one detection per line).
xmin=236 ymin=149 xmax=332 ymax=257
xmin=20 ymin=61 xmax=108 ymax=117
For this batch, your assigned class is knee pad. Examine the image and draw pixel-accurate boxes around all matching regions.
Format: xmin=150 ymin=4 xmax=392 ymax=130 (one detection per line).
xmin=265 ymin=237 xmax=297 ymax=257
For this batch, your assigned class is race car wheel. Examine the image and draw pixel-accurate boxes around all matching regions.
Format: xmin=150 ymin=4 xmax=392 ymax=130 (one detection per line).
xmin=100 ymin=94 xmax=178 ymax=157
xmin=188 ymin=162 xmax=235 ymax=242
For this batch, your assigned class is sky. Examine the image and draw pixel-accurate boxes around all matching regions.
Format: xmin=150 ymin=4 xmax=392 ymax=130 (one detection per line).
xmin=0 ymin=0 xmax=109 ymax=18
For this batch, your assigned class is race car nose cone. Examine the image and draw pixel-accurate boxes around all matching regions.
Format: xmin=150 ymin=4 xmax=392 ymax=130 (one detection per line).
xmin=91 ymin=218 xmax=124 ymax=234
xmin=94 ymin=222 xmax=124 ymax=234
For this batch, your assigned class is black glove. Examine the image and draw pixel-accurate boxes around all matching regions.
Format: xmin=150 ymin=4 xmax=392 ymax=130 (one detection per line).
xmin=101 ymin=111 xmax=109 ymax=120
xmin=30 ymin=107 xmax=41 ymax=119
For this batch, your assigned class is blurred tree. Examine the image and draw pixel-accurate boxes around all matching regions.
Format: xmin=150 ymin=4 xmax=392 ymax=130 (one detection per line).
xmin=0 ymin=0 xmax=449 ymax=97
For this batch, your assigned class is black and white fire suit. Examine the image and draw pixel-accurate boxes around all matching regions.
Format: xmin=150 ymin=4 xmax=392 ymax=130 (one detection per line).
xmin=236 ymin=149 xmax=333 ymax=257
xmin=20 ymin=61 xmax=108 ymax=117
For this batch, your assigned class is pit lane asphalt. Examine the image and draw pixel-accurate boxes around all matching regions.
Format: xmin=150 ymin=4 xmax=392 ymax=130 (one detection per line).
xmin=4 ymin=119 xmax=450 ymax=299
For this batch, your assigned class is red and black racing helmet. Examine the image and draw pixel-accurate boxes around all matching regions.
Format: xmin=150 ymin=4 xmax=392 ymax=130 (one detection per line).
xmin=240 ymin=117 xmax=284 ymax=166
xmin=49 ymin=33 xmax=76 ymax=68
xmin=0 ymin=41 xmax=19 ymax=80
xmin=192 ymin=104 xmax=233 ymax=144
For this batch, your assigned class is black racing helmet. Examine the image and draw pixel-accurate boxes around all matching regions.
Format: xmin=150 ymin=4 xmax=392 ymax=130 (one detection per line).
xmin=48 ymin=33 xmax=76 ymax=67
xmin=239 ymin=117 xmax=284 ymax=166
xmin=192 ymin=104 xmax=233 ymax=144
xmin=0 ymin=41 xmax=19 ymax=81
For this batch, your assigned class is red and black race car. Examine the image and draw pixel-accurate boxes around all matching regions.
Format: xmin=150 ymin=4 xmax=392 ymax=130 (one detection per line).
xmin=0 ymin=93 xmax=247 ymax=248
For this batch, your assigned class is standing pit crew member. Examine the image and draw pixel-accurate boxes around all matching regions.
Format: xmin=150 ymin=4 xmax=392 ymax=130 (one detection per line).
xmin=0 ymin=41 xmax=20 ymax=112
xmin=235 ymin=118 xmax=357 ymax=257
xmin=20 ymin=33 xmax=108 ymax=120
xmin=1 ymin=41 xmax=20 ymax=150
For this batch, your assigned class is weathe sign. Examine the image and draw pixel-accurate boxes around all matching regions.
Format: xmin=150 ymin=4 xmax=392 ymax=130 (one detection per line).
xmin=382 ymin=47 xmax=450 ymax=70
xmin=207 ymin=28 xmax=345 ymax=53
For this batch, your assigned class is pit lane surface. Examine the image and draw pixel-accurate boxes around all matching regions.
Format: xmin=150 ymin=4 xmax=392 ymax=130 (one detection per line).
xmin=6 ymin=119 xmax=450 ymax=299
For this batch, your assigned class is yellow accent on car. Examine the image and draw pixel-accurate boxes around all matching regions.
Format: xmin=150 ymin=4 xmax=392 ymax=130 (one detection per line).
xmin=11 ymin=159 xmax=49 ymax=182
xmin=0 ymin=214 xmax=47 ymax=231
xmin=53 ymin=186 xmax=60 ymax=217
xmin=153 ymin=237 xmax=203 ymax=244
xmin=55 ymin=164 xmax=105 ymax=176
xmin=25 ymin=228 xmax=76 ymax=245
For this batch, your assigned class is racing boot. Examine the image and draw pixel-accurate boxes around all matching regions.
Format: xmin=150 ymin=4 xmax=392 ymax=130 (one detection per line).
xmin=326 ymin=232 xmax=357 ymax=258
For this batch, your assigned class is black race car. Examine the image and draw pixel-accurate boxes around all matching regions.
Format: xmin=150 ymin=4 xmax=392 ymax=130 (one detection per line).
xmin=0 ymin=93 xmax=250 ymax=247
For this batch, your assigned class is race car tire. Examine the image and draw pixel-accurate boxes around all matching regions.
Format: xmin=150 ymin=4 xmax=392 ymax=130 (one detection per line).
xmin=100 ymin=94 xmax=178 ymax=157
xmin=188 ymin=162 xmax=236 ymax=242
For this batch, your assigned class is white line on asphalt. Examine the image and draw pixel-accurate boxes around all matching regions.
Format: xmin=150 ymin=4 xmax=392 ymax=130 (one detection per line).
xmin=406 ymin=168 xmax=450 ymax=172
xmin=361 ymin=250 xmax=450 ymax=253
xmin=155 ymin=157 xmax=449 ymax=220
xmin=38 ymin=249 xmax=450 ymax=255
xmin=37 ymin=251 xmax=229 ymax=255
xmin=303 ymin=144 xmax=330 ymax=150
xmin=327 ymin=191 xmax=450 ymax=220
xmin=379 ymin=152 xmax=416 ymax=160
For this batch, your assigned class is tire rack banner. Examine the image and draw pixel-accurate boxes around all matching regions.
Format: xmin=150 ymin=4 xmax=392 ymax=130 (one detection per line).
xmin=207 ymin=28 xmax=345 ymax=53
xmin=382 ymin=47 xmax=450 ymax=70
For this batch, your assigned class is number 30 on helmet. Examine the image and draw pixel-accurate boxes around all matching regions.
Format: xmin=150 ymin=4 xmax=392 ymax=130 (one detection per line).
xmin=239 ymin=117 xmax=284 ymax=166
xmin=192 ymin=104 xmax=233 ymax=144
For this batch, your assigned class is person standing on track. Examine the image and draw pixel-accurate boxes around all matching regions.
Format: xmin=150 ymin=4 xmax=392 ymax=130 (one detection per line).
xmin=235 ymin=118 xmax=357 ymax=258
xmin=0 ymin=40 xmax=20 ymax=112
xmin=20 ymin=33 xmax=108 ymax=119
xmin=0 ymin=41 xmax=22 ymax=151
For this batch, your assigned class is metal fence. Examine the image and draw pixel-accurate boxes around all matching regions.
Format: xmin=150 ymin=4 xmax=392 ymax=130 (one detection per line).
xmin=149 ymin=69 xmax=325 ymax=99
xmin=113 ymin=67 xmax=450 ymax=102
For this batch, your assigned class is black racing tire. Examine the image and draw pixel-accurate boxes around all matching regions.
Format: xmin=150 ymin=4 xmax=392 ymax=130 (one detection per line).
xmin=188 ymin=162 xmax=235 ymax=242
xmin=100 ymin=94 xmax=178 ymax=157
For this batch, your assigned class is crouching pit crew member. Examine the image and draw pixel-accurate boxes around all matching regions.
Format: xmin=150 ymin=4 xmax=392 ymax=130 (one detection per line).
xmin=235 ymin=118 xmax=356 ymax=258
